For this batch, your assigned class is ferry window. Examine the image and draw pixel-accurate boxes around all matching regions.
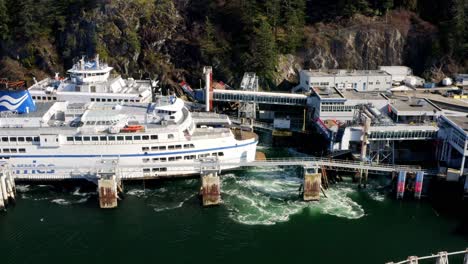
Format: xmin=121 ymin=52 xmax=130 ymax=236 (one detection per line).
xmin=151 ymin=146 xmax=158 ymax=151
xmin=168 ymin=134 xmax=174 ymax=139
xmin=152 ymin=158 xmax=159 ymax=162
xmin=212 ymin=153 xmax=218 ymax=156
xmin=151 ymin=135 xmax=158 ymax=140
xmin=19 ymin=148 xmax=25 ymax=153
xmin=92 ymin=136 xmax=99 ymax=141
xmin=42 ymin=96 xmax=46 ymax=100
xmin=10 ymin=149 xmax=17 ymax=153
xmin=67 ymin=137 xmax=73 ymax=141
xmin=176 ymin=156 xmax=182 ymax=161
xmin=142 ymin=135 xmax=149 ymax=140
xmin=96 ymin=98 xmax=101 ymax=102
xmin=113 ymin=99 xmax=117 ymax=102
xmin=124 ymin=99 xmax=129 ymax=102
xmin=190 ymin=144 xmax=195 ymax=148
xmin=18 ymin=137 xmax=24 ymax=142
xmin=134 ymin=136 xmax=141 ymax=140
xmin=1 ymin=137 xmax=7 ymax=142
xmin=130 ymin=100 xmax=135 ymax=103
xmin=3 ymin=149 xmax=9 ymax=153
xmin=168 ymin=157 xmax=175 ymax=161
xmin=175 ymin=145 xmax=182 ymax=149
xmin=100 ymin=136 xmax=107 ymax=141
xmin=26 ymin=137 xmax=32 ymax=142
xmin=53 ymin=97 xmax=57 ymax=100
xmin=218 ymin=152 xmax=224 ymax=156
xmin=10 ymin=137 xmax=16 ymax=142
xmin=108 ymin=136 xmax=116 ymax=141
xmin=160 ymin=168 xmax=167 ymax=172
xmin=168 ymin=145 xmax=175 ymax=150
xmin=74 ymin=136 xmax=82 ymax=141
xmin=143 ymin=168 xmax=150 ymax=173
xmin=83 ymin=137 xmax=90 ymax=141
xmin=32 ymin=96 xmax=36 ymax=99
xmin=33 ymin=137 xmax=39 ymax=142
xmin=107 ymin=99 xmax=111 ymax=102
xmin=117 ymin=136 xmax=124 ymax=141
xmin=142 ymin=158 xmax=150 ymax=163
xmin=159 ymin=146 xmax=166 ymax=150
xmin=91 ymin=98 xmax=95 ymax=102
xmin=142 ymin=147 xmax=149 ymax=151
xmin=125 ymin=136 xmax=132 ymax=141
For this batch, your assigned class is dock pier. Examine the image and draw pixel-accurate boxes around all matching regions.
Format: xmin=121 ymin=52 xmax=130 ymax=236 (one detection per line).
xmin=0 ymin=163 xmax=15 ymax=211
xmin=199 ymin=157 xmax=222 ymax=206
xmin=96 ymin=160 xmax=122 ymax=209
xmin=302 ymin=166 xmax=321 ymax=201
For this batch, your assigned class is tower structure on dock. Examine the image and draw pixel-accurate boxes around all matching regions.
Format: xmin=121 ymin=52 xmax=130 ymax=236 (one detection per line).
xmin=238 ymin=72 xmax=259 ymax=119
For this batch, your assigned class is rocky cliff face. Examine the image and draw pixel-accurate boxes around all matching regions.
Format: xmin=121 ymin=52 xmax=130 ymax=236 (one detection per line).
xmin=275 ymin=11 xmax=438 ymax=87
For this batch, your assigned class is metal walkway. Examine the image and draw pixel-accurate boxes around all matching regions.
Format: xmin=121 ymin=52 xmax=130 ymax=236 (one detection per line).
xmin=387 ymin=249 xmax=468 ymax=264
xmin=213 ymin=89 xmax=308 ymax=106
xmin=11 ymin=157 xmax=428 ymax=181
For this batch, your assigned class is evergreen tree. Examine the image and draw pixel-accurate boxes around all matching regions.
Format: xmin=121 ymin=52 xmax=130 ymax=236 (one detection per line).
xmin=0 ymin=0 xmax=8 ymax=40
xmin=248 ymin=17 xmax=278 ymax=81
xmin=280 ymin=0 xmax=306 ymax=53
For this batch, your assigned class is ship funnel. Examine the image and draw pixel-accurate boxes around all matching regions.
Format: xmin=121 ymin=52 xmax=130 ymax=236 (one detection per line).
xmin=0 ymin=90 xmax=37 ymax=114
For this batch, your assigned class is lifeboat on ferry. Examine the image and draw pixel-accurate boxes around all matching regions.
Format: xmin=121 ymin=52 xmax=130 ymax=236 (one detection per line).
xmin=120 ymin=125 xmax=144 ymax=133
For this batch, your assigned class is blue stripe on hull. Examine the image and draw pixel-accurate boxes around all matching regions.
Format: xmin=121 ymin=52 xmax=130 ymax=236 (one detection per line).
xmin=2 ymin=140 xmax=258 ymax=159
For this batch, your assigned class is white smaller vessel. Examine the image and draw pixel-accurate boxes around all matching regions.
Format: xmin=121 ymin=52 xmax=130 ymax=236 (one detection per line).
xmin=28 ymin=54 xmax=157 ymax=103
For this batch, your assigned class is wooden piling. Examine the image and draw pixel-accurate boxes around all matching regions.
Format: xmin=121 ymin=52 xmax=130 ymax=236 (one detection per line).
xmin=303 ymin=169 xmax=322 ymax=201
xmin=98 ymin=175 xmax=119 ymax=209
xmin=0 ymin=178 xmax=4 ymax=210
xmin=320 ymin=166 xmax=329 ymax=189
xmin=0 ymin=175 xmax=8 ymax=206
xmin=200 ymin=171 xmax=221 ymax=206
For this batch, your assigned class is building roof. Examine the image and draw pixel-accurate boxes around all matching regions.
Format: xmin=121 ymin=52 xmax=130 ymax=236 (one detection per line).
xmin=341 ymin=90 xmax=387 ymax=100
xmin=312 ymin=87 xmax=344 ymax=99
xmin=390 ymin=98 xmax=441 ymax=114
xmin=302 ymin=69 xmax=391 ymax=78
xmin=443 ymin=116 xmax=468 ymax=132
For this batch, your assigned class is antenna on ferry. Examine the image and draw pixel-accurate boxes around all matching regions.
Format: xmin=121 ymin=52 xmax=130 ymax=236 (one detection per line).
xmin=96 ymin=54 xmax=100 ymax=68
xmin=54 ymin=72 xmax=59 ymax=81
xmin=80 ymin=56 xmax=85 ymax=70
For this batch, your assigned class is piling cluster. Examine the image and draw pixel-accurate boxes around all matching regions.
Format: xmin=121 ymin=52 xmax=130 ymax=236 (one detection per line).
xmin=0 ymin=168 xmax=16 ymax=210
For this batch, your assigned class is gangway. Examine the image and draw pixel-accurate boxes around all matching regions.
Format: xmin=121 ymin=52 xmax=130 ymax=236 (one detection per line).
xmin=11 ymin=156 xmax=429 ymax=181
xmin=386 ymin=249 xmax=468 ymax=264
xmin=213 ymin=89 xmax=308 ymax=106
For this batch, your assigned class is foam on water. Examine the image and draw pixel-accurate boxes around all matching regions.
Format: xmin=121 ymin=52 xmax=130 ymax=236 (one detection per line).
xmin=222 ymin=167 xmax=376 ymax=225
xmin=15 ymin=185 xmax=31 ymax=192
xmin=51 ymin=198 xmax=71 ymax=205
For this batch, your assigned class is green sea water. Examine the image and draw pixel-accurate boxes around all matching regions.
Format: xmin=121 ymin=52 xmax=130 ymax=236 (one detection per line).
xmin=0 ymin=139 xmax=467 ymax=264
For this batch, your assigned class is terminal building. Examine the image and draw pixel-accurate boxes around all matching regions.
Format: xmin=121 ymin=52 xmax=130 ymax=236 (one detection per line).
xmin=295 ymin=69 xmax=392 ymax=93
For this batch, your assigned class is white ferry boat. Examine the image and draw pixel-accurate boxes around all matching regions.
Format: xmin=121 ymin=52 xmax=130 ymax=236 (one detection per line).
xmin=0 ymin=93 xmax=258 ymax=180
xmin=28 ymin=55 xmax=156 ymax=103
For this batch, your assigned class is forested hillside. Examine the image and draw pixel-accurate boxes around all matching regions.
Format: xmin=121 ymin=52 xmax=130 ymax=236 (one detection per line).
xmin=0 ymin=0 xmax=466 ymax=90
